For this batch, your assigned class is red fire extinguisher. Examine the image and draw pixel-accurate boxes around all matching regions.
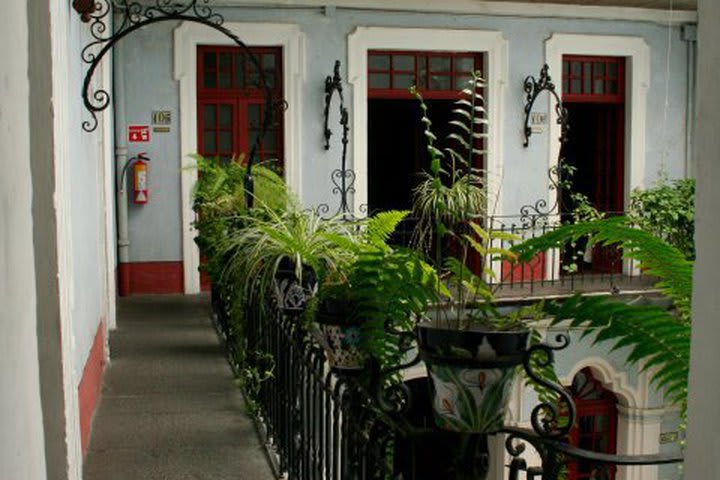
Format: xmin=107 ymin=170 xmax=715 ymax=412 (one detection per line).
xmin=121 ymin=152 xmax=151 ymax=205
xmin=132 ymin=154 xmax=149 ymax=204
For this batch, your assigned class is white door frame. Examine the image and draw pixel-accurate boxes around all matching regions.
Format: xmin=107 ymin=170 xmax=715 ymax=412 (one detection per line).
xmin=347 ymin=26 xmax=509 ymax=217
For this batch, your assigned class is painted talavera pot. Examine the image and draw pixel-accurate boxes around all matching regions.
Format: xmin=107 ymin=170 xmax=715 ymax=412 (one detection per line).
xmin=319 ymin=324 xmax=366 ymax=371
xmin=417 ymin=325 xmax=529 ymax=433
xmin=315 ymin=298 xmax=366 ymax=371
xmin=273 ymin=258 xmax=317 ymax=314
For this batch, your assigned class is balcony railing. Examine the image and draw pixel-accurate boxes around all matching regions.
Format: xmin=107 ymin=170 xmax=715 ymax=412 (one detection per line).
xmin=210 ymin=272 xmax=681 ymax=480
xmin=389 ymin=213 xmax=657 ymax=301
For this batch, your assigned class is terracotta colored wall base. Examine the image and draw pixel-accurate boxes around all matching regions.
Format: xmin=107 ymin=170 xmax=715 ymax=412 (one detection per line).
xmin=78 ymin=322 xmax=106 ymax=455
xmin=127 ymin=261 xmax=184 ymax=294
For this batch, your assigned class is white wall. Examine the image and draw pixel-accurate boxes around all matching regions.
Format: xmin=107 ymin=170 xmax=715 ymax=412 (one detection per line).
xmin=0 ymin=1 xmax=48 ymax=478
xmin=684 ymin=0 xmax=720 ymax=477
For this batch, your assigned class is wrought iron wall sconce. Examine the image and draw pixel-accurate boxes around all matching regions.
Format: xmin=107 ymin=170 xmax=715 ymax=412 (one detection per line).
xmin=523 ymin=64 xmax=569 ymax=148
xmin=318 ymin=60 xmax=361 ymax=219
xmin=518 ymin=65 xmax=570 ymax=228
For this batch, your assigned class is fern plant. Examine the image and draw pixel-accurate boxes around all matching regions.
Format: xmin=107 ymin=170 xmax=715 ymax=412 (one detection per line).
xmin=512 ymin=216 xmax=692 ymax=413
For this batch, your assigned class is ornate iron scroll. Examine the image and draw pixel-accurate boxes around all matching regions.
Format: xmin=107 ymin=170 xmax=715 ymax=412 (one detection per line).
xmin=77 ymin=0 xmax=282 ymax=205
xmin=519 ymin=65 xmax=570 ymax=228
xmin=523 ymin=64 xmax=568 ymax=148
xmin=318 ymin=60 xmax=365 ymax=220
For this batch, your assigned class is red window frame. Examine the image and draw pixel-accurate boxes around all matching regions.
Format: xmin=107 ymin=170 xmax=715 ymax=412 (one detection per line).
xmin=197 ymin=45 xmax=283 ymax=170
xmin=368 ymin=50 xmax=483 ymax=100
xmin=562 ymin=55 xmax=625 ymax=104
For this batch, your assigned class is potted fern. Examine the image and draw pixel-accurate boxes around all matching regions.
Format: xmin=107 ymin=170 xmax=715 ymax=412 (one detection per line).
xmin=314 ymin=210 xmax=440 ymax=372
xmin=410 ymin=73 xmax=538 ymax=433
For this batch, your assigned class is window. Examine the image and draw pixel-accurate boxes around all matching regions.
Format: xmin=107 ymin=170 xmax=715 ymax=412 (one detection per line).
xmin=368 ymin=50 xmax=482 ymax=99
xmin=567 ymin=368 xmax=618 ymax=480
xmin=562 ymin=56 xmax=625 ymax=104
xmin=197 ymin=46 xmax=283 ymax=172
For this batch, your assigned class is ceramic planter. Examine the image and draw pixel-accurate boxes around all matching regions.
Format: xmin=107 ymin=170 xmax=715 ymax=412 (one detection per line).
xmin=417 ymin=325 xmax=529 ymax=433
xmin=315 ymin=299 xmax=366 ymax=371
xmin=273 ymin=258 xmax=318 ymax=314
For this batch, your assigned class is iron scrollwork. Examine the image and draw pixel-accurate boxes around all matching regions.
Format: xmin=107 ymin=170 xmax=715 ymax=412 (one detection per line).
xmin=77 ymin=0 xmax=280 ymax=206
xmin=519 ymin=65 xmax=570 ymax=228
xmin=318 ymin=60 xmax=365 ymax=220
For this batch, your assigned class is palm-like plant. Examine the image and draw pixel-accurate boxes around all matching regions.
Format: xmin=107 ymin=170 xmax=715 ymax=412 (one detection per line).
xmin=512 ymin=216 xmax=692 ymax=413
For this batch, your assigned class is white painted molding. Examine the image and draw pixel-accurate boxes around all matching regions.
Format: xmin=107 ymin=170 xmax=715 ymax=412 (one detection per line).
xmin=560 ymin=355 xmax=641 ymax=408
xmin=174 ymin=22 xmax=305 ymax=294
xmin=347 ymin=26 xmax=508 ymax=216
xmin=209 ymin=0 xmax=696 ymax=25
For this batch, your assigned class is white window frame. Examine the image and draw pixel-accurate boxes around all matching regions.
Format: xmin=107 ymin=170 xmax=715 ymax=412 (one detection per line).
xmin=347 ymin=26 xmax=508 ymax=217
xmin=174 ymin=22 xmax=305 ymax=294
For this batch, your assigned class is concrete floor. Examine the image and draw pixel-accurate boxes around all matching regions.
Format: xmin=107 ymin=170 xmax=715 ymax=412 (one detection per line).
xmin=83 ymin=294 xmax=274 ymax=480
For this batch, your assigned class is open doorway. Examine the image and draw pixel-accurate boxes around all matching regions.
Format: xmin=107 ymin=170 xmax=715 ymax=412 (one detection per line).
xmin=366 ymin=50 xmax=483 ymax=246
xmin=561 ymin=56 xmax=626 ymax=274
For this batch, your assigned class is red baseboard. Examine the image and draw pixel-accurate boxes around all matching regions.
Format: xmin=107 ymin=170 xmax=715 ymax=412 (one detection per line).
xmin=125 ymin=261 xmax=184 ymax=294
xmin=78 ymin=322 xmax=106 ymax=455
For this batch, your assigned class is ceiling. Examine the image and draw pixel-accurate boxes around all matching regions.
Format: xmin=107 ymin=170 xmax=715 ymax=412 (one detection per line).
xmin=483 ymin=0 xmax=695 ymax=10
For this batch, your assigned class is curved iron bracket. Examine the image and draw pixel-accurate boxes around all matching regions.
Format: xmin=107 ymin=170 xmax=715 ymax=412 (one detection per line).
xmin=78 ymin=0 xmax=282 ymax=206
xmin=318 ymin=60 xmax=363 ymax=220
xmin=523 ymin=64 xmax=569 ymax=148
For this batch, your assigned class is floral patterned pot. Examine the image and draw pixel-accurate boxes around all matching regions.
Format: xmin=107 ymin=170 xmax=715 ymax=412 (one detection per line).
xmin=417 ymin=325 xmax=529 ymax=433
xmin=319 ymin=324 xmax=366 ymax=371
xmin=273 ymin=258 xmax=317 ymax=314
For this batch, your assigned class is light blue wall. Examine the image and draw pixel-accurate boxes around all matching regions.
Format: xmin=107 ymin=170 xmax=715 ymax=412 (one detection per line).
xmin=117 ymin=7 xmax=691 ymax=263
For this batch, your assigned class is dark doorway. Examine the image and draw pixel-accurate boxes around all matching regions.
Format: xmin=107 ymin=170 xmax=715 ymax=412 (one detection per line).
xmin=368 ymin=99 xmax=454 ymax=213
xmin=561 ymin=55 xmax=626 ymax=274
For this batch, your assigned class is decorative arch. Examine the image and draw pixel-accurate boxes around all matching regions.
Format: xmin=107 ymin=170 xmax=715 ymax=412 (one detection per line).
xmin=560 ymin=356 xmax=641 ymax=409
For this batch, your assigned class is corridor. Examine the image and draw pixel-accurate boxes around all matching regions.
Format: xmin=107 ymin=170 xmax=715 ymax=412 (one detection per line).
xmin=83 ymin=294 xmax=273 ymax=480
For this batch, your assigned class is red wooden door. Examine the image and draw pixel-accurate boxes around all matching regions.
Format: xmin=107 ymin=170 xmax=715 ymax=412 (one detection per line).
xmin=197 ymin=46 xmax=284 ymax=290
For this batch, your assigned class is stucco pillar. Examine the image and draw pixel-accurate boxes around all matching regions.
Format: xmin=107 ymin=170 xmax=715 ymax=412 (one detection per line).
xmin=616 ymin=406 xmax=663 ymax=480
xmin=685 ymin=0 xmax=720 ymax=477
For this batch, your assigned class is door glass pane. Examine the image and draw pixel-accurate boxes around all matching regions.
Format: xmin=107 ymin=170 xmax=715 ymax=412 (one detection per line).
xmin=595 ymin=437 xmax=608 ymax=451
xmin=430 ymin=56 xmax=451 ymax=72
xmin=394 ymin=74 xmax=415 ymax=89
xmin=417 ymin=56 xmax=428 ymax=88
xmin=579 ymin=416 xmax=593 ymax=433
xmin=563 ymin=60 xmax=569 ymax=75
xmin=219 ymin=71 xmax=231 ymax=88
xmin=455 ymin=56 xmax=475 ymax=73
xmin=608 ymin=62 xmax=618 ymax=78
xmin=608 ymin=80 xmax=618 ymax=94
xmin=369 ymin=54 xmax=390 ymax=70
xmin=571 ymin=61 xmax=582 ymax=76
xmin=369 ymin=73 xmax=390 ymax=89
xmin=219 ymin=105 xmax=233 ymax=128
xmin=219 ymin=52 xmax=232 ymax=70
xmin=203 ymin=131 xmax=216 ymax=152
xmin=571 ymin=78 xmax=581 ymax=93
xmin=218 ymin=131 xmax=232 ymax=153
xmin=203 ymin=52 xmax=216 ymax=71
xmin=393 ymin=55 xmax=415 ymax=71
xmin=204 ymin=70 xmax=217 ymax=88
xmin=595 ymin=415 xmax=606 ymax=431
xmin=455 ymin=74 xmax=472 ymax=90
xmin=248 ymin=104 xmax=262 ymax=130
xmin=594 ymin=62 xmax=606 ymax=77
xmin=430 ymin=75 xmax=451 ymax=90
xmin=583 ymin=62 xmax=592 ymax=93
xmin=263 ymin=53 xmax=276 ymax=69
xmin=594 ymin=79 xmax=605 ymax=94
xmin=233 ymin=53 xmax=246 ymax=88
xmin=264 ymin=130 xmax=277 ymax=151
xmin=203 ymin=104 xmax=216 ymax=128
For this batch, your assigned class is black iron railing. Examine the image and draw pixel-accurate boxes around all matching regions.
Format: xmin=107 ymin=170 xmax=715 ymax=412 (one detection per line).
xmin=210 ymin=279 xmax=681 ymax=480
xmin=388 ymin=213 xmax=656 ymax=301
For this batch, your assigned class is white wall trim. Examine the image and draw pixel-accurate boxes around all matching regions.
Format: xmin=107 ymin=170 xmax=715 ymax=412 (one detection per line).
xmin=174 ymin=22 xmax=305 ymax=294
xmin=347 ymin=26 xmax=508 ymax=216
xmin=210 ymin=0 xmax=696 ymax=25
xmin=560 ymin=356 xmax=641 ymax=408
